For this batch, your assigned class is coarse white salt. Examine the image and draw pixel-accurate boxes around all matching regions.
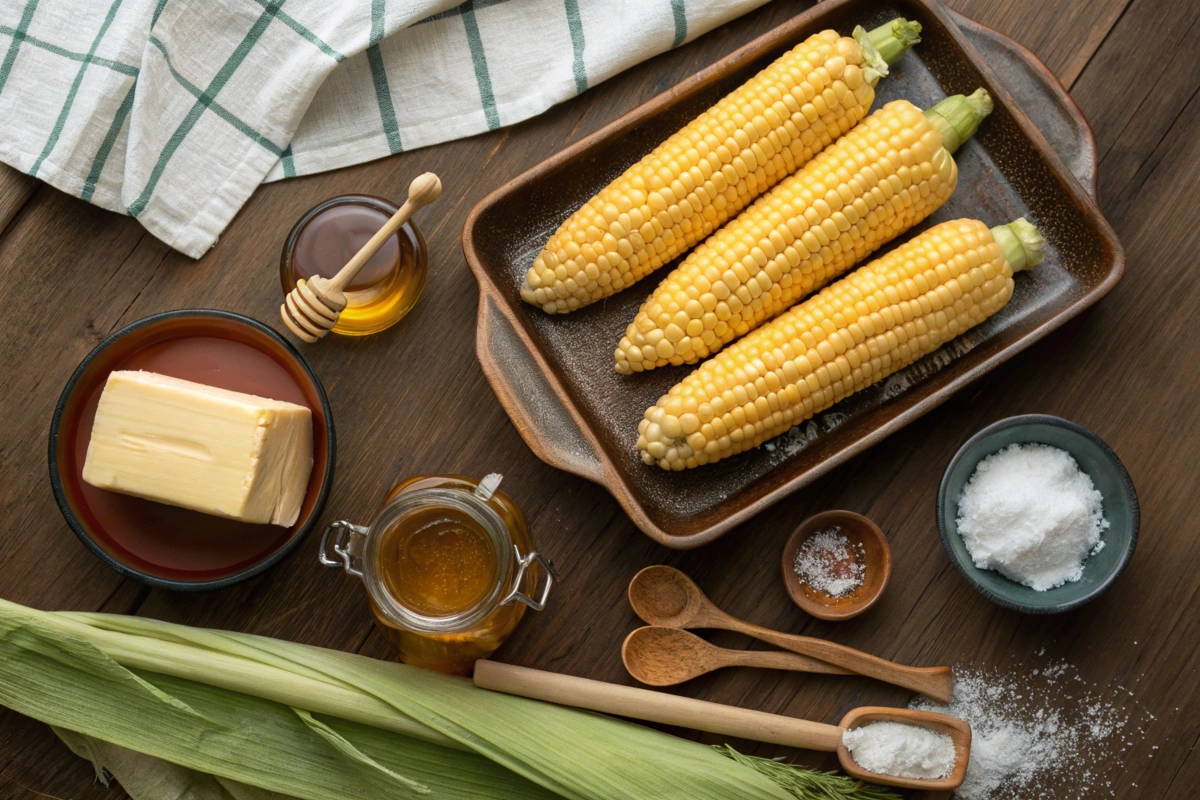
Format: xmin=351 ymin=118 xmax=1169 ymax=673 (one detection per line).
xmin=793 ymin=526 xmax=866 ymax=598
xmin=911 ymin=664 xmax=1146 ymax=799
xmin=842 ymin=721 xmax=956 ymax=780
xmin=956 ymin=443 xmax=1109 ymax=591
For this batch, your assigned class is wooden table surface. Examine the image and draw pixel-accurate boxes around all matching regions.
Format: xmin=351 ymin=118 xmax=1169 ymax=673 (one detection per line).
xmin=0 ymin=0 xmax=1195 ymax=797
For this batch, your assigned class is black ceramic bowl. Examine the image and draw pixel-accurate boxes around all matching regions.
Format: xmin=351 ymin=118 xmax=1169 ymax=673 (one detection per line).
xmin=49 ymin=310 xmax=335 ymax=591
xmin=937 ymin=415 xmax=1137 ymax=614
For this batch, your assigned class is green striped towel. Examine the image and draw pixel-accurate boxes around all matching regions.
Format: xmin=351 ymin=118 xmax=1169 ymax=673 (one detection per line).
xmin=0 ymin=0 xmax=770 ymax=257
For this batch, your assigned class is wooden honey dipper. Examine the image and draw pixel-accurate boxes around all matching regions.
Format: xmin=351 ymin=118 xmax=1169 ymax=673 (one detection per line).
xmin=281 ymin=172 xmax=442 ymax=342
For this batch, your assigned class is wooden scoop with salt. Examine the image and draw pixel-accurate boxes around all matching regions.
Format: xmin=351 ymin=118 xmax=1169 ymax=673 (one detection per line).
xmin=474 ymin=659 xmax=971 ymax=791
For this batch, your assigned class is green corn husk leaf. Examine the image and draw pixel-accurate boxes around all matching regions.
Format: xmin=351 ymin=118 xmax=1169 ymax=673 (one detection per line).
xmin=0 ymin=598 xmax=877 ymax=800
xmin=1 ymin=606 xmax=551 ymax=799
xmin=55 ymin=726 xmax=277 ymax=800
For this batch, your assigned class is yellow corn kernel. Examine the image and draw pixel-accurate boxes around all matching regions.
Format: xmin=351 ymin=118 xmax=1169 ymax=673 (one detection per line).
xmin=521 ymin=20 xmax=922 ymax=313
xmin=616 ymin=90 xmax=992 ymax=374
xmin=636 ymin=218 xmax=1044 ymax=469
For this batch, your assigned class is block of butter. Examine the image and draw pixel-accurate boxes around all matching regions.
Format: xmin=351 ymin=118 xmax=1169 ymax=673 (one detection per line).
xmin=82 ymin=370 xmax=314 ymax=526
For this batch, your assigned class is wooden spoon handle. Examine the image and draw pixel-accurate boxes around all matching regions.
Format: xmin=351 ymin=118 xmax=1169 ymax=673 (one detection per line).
xmin=729 ymin=619 xmax=953 ymax=703
xmin=328 ymin=172 xmax=441 ymax=293
xmin=729 ymin=647 xmax=854 ymax=675
xmin=474 ymin=659 xmax=845 ymax=751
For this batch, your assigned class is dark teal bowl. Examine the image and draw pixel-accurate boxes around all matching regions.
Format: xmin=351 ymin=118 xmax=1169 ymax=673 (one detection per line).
xmin=937 ymin=415 xmax=1138 ymax=614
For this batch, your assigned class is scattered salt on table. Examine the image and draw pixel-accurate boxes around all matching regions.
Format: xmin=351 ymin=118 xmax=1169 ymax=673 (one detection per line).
xmin=842 ymin=721 xmax=956 ymax=780
xmin=911 ymin=664 xmax=1146 ymax=799
xmin=956 ymin=443 xmax=1108 ymax=591
xmin=793 ymin=526 xmax=865 ymax=598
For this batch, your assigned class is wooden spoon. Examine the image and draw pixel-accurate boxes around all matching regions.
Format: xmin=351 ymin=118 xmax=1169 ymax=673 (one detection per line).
xmin=281 ymin=172 xmax=441 ymax=342
xmin=474 ymin=659 xmax=971 ymax=792
xmin=628 ymin=565 xmax=954 ymax=703
xmin=623 ymin=626 xmax=852 ymax=685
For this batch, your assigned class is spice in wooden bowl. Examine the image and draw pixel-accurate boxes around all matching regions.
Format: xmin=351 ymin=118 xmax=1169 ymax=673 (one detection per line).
xmin=781 ymin=510 xmax=891 ymax=620
xmin=792 ymin=527 xmax=867 ymax=599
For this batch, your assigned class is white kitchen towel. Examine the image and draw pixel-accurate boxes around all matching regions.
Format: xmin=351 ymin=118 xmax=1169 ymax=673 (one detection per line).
xmin=0 ymin=0 xmax=772 ymax=257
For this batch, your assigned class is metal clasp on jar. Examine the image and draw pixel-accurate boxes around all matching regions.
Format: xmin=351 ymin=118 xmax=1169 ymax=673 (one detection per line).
xmin=319 ymin=520 xmax=369 ymax=577
xmin=499 ymin=546 xmax=558 ymax=611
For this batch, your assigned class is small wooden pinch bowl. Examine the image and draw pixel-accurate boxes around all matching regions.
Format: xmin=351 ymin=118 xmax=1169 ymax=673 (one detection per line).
xmin=782 ymin=510 xmax=891 ymax=621
xmin=837 ymin=706 xmax=971 ymax=791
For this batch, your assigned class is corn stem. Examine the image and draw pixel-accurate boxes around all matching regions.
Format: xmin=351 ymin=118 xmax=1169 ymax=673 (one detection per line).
xmin=925 ymin=88 xmax=993 ymax=154
xmin=991 ymin=218 xmax=1046 ymax=272
xmin=855 ymin=18 xmax=922 ymax=84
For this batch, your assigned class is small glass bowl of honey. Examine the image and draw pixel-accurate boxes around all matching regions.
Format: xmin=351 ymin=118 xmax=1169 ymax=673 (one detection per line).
xmin=280 ymin=195 xmax=428 ymax=336
xmin=320 ymin=474 xmax=556 ymax=674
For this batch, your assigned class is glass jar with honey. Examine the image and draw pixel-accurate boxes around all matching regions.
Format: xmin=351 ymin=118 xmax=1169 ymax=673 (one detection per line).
xmin=320 ymin=474 xmax=556 ymax=674
xmin=280 ymin=195 xmax=428 ymax=336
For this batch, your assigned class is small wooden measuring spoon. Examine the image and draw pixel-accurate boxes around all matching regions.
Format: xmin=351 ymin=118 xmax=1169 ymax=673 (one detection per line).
xmin=474 ymin=659 xmax=971 ymax=791
xmin=628 ymin=565 xmax=954 ymax=703
xmin=281 ymin=173 xmax=441 ymax=342
xmin=623 ymin=626 xmax=852 ymax=684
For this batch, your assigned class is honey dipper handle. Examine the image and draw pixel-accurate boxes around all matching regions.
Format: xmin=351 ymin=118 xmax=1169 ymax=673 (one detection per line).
xmin=473 ymin=660 xmax=845 ymax=752
xmin=328 ymin=172 xmax=442 ymax=293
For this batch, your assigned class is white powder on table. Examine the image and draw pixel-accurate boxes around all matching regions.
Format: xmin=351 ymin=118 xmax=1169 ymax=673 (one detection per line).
xmin=842 ymin=720 xmax=956 ymax=780
xmin=956 ymin=443 xmax=1109 ymax=591
xmin=911 ymin=664 xmax=1146 ymax=799
xmin=792 ymin=526 xmax=866 ymax=598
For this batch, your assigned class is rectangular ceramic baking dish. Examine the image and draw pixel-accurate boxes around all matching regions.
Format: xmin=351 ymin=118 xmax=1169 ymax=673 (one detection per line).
xmin=462 ymin=0 xmax=1123 ymax=549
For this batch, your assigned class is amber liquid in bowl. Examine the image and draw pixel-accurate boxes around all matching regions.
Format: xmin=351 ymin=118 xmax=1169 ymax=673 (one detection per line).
xmin=281 ymin=196 xmax=427 ymax=336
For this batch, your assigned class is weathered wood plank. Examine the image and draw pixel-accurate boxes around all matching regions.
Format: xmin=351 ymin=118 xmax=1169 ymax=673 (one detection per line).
xmin=0 ymin=711 xmax=122 ymax=800
xmin=1 ymin=0 xmax=1198 ymax=797
xmin=1072 ymin=0 xmax=1200 ymax=206
xmin=946 ymin=0 xmax=1132 ymax=86
xmin=0 ymin=166 xmax=36 ymax=238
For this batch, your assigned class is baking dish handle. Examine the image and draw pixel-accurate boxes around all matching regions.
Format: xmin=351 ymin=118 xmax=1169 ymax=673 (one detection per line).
xmin=477 ymin=296 xmax=606 ymax=484
xmin=951 ymin=9 xmax=1098 ymax=200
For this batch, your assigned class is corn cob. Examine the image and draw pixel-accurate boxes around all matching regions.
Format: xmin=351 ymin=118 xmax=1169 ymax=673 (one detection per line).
xmin=615 ymin=90 xmax=993 ymax=374
xmin=637 ymin=218 xmax=1044 ymax=470
xmin=520 ymin=19 xmax=923 ymax=313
